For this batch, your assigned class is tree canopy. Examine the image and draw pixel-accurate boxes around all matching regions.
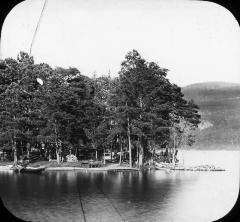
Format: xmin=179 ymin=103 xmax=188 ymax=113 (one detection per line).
xmin=0 ymin=50 xmax=200 ymax=165
xmin=104 ymin=50 xmax=200 ymax=166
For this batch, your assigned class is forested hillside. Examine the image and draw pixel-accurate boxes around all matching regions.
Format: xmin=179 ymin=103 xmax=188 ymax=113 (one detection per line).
xmin=182 ymin=82 xmax=240 ymax=149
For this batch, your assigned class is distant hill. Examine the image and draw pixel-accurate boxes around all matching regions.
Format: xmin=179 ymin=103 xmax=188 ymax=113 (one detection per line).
xmin=182 ymin=82 xmax=240 ymax=150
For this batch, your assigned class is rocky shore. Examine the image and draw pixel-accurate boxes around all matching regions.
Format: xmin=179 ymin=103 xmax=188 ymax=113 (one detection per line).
xmin=155 ymin=162 xmax=225 ymax=171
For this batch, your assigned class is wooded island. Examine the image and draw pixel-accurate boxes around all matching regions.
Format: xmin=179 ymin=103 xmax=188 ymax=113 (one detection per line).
xmin=0 ymin=50 xmax=201 ymax=169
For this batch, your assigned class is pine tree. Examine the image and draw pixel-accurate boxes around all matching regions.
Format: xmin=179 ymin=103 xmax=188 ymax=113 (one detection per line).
xmin=108 ymin=50 xmax=201 ymax=167
xmin=0 ymin=52 xmax=48 ymax=164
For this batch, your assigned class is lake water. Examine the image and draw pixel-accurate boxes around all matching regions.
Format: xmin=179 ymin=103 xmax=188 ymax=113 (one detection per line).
xmin=0 ymin=150 xmax=239 ymax=222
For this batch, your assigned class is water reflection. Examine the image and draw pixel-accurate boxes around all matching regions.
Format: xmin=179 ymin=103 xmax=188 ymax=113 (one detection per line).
xmin=0 ymin=151 xmax=239 ymax=222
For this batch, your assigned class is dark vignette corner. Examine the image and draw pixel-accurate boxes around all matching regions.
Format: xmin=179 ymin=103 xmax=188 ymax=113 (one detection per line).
xmin=205 ymin=1 xmax=240 ymax=222
xmin=0 ymin=0 xmax=25 ymax=47
xmin=0 ymin=197 xmax=30 ymax=222
xmin=200 ymin=0 xmax=240 ymax=26
xmin=0 ymin=0 xmax=239 ymax=222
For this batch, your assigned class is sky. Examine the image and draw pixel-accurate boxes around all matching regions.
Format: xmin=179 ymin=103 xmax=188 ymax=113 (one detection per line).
xmin=1 ymin=0 xmax=240 ymax=87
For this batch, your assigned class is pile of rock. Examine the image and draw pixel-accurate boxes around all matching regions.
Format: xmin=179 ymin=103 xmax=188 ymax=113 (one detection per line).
xmin=155 ymin=162 xmax=225 ymax=171
xmin=190 ymin=164 xmax=225 ymax=171
xmin=66 ymin=154 xmax=78 ymax=162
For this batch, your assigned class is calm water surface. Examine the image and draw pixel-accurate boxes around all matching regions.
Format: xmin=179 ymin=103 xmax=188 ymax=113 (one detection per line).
xmin=0 ymin=150 xmax=239 ymax=222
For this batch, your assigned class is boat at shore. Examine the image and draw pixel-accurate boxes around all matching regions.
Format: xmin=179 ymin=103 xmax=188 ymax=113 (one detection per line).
xmin=11 ymin=165 xmax=45 ymax=174
xmin=20 ymin=166 xmax=46 ymax=174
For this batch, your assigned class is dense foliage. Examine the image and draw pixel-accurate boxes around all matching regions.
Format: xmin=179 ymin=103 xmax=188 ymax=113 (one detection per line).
xmin=103 ymin=50 xmax=200 ymax=166
xmin=0 ymin=50 xmax=200 ymax=165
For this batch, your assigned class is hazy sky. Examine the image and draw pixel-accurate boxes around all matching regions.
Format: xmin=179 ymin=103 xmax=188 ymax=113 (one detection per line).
xmin=1 ymin=0 xmax=240 ymax=86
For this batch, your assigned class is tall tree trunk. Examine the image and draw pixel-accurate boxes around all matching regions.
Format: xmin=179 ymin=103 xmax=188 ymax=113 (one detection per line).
xmin=45 ymin=149 xmax=48 ymax=159
xmin=56 ymin=148 xmax=60 ymax=164
xmin=136 ymin=142 xmax=139 ymax=167
xmin=138 ymin=97 xmax=143 ymax=167
xmin=26 ymin=142 xmax=30 ymax=159
xmin=20 ymin=141 xmax=23 ymax=156
xmin=127 ymin=117 xmax=132 ymax=168
xmin=48 ymin=150 xmax=51 ymax=161
xmin=110 ymin=144 xmax=112 ymax=161
xmin=13 ymin=115 xmax=17 ymax=165
xmin=119 ymin=136 xmax=122 ymax=165
xmin=13 ymin=141 xmax=17 ymax=165
xmin=54 ymin=121 xmax=60 ymax=164
xmin=139 ymin=138 xmax=143 ymax=168
xmin=103 ymin=148 xmax=106 ymax=165
xmin=172 ymin=129 xmax=176 ymax=164
xmin=153 ymin=144 xmax=156 ymax=161
xmin=55 ymin=141 xmax=61 ymax=164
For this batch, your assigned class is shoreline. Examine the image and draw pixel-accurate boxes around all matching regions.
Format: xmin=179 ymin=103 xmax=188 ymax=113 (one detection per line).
xmin=0 ymin=163 xmax=225 ymax=172
xmin=0 ymin=164 xmax=140 ymax=172
xmin=45 ymin=166 xmax=139 ymax=171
